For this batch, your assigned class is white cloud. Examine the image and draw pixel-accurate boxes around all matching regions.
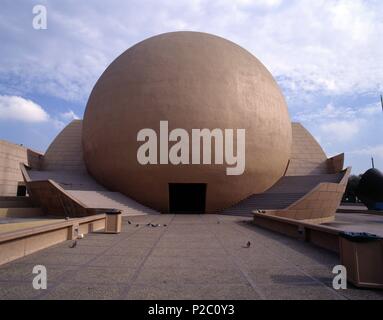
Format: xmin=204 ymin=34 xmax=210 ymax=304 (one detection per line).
xmin=350 ymin=145 xmax=383 ymax=159
xmin=235 ymin=0 xmax=282 ymax=7
xmin=320 ymin=119 xmax=364 ymax=142
xmin=0 ymin=0 xmax=382 ymax=102
xmin=0 ymin=95 xmax=80 ymax=131
xmin=60 ymin=110 xmax=79 ymax=121
xmin=292 ymin=99 xmax=383 ymax=173
xmin=360 ymin=105 xmax=382 ymax=116
xmin=0 ymin=95 xmax=49 ymax=122
xmin=263 ymin=0 xmax=383 ymax=96
xmin=294 ymin=102 xmax=382 ymax=123
xmin=51 ymin=110 xmax=80 ymax=129
xmin=295 ymin=100 xmax=382 ymax=144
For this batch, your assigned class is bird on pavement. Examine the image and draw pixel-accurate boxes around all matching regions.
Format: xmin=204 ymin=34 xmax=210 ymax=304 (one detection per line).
xmin=243 ymin=241 xmax=251 ymax=248
xmin=69 ymin=240 xmax=77 ymax=248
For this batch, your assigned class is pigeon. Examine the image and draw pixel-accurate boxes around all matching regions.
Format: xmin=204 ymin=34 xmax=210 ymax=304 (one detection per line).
xmin=69 ymin=240 xmax=77 ymax=248
xmin=243 ymin=241 xmax=251 ymax=248
xmin=163 ymin=224 xmax=167 ymax=227
xmin=127 ymin=220 xmax=132 ymax=225
xmin=136 ymin=224 xmax=139 ymax=227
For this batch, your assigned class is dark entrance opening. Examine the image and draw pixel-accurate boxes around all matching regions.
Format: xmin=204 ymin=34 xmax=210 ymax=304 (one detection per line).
xmin=17 ymin=185 xmax=27 ymax=197
xmin=169 ymin=183 xmax=206 ymax=213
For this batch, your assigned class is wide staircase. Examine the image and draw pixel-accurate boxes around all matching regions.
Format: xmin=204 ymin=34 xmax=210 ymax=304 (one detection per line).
xmin=222 ymin=173 xmax=343 ymax=215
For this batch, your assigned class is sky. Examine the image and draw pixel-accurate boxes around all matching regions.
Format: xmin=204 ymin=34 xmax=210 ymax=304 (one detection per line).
xmin=0 ymin=0 xmax=382 ymax=175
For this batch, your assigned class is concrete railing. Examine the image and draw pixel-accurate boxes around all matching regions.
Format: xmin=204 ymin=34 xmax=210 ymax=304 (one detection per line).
xmin=20 ymin=163 xmax=103 ymax=217
xmin=20 ymin=163 xmax=123 ymax=219
xmin=253 ymin=212 xmax=340 ymax=253
xmin=26 ymin=179 xmax=93 ymax=217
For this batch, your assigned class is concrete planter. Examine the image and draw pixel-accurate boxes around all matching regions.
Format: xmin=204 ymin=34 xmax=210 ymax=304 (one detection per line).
xmin=104 ymin=210 xmax=122 ymax=234
xmin=339 ymin=232 xmax=383 ymax=289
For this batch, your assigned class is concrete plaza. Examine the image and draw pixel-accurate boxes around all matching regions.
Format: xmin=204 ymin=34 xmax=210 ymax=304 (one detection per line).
xmin=0 ymin=214 xmax=382 ymax=300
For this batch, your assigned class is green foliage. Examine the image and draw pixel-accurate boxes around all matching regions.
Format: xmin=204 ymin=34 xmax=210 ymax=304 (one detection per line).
xmin=343 ymin=174 xmax=362 ymax=203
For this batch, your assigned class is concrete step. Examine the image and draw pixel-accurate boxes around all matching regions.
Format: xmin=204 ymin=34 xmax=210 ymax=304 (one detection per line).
xmin=223 ymin=193 xmax=305 ymax=214
xmin=222 ymin=173 xmax=344 ymax=215
xmin=267 ymin=174 xmax=343 ymax=194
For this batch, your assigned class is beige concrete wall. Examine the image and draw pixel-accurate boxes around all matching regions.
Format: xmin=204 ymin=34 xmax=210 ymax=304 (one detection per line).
xmin=286 ymin=123 xmax=328 ymax=176
xmin=0 ymin=207 xmax=44 ymax=218
xmin=0 ymin=196 xmax=34 ymax=208
xmin=0 ymin=215 xmax=106 ymax=265
xmin=0 ymin=140 xmax=42 ymax=196
xmin=43 ymin=120 xmax=86 ymax=172
xmin=327 ymin=153 xmax=345 ymax=174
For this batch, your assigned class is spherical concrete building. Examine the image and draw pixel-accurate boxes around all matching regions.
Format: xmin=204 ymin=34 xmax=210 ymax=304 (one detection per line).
xmin=82 ymin=31 xmax=292 ymax=213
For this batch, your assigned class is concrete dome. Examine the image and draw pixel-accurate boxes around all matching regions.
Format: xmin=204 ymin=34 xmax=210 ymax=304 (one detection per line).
xmin=82 ymin=31 xmax=292 ymax=213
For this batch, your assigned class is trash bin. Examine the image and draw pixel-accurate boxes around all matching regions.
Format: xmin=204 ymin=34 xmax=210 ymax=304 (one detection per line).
xmin=104 ymin=209 xmax=122 ymax=234
xmin=339 ymin=232 xmax=383 ymax=289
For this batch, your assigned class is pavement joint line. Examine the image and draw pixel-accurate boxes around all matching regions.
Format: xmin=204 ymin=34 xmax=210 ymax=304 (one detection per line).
xmin=229 ymin=219 xmax=348 ymax=300
xmin=205 ymin=216 xmax=267 ymax=300
xmin=32 ymin=215 xmax=162 ymax=300
xmin=119 ymin=214 xmax=176 ymax=299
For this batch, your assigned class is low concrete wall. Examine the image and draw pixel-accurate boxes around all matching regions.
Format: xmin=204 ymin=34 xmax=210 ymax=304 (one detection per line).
xmin=0 ymin=214 xmax=106 ymax=266
xmin=0 ymin=140 xmax=42 ymax=196
xmin=253 ymin=212 xmax=340 ymax=253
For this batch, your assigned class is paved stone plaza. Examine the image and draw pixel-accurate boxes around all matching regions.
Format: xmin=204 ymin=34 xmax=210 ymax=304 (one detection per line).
xmin=1 ymin=215 xmax=383 ymax=300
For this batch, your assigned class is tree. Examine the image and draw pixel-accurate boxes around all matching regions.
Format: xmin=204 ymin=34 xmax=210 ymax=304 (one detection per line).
xmin=343 ymin=174 xmax=362 ymax=203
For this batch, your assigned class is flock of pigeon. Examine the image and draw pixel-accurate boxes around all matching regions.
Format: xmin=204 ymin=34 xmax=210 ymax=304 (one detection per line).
xmin=127 ymin=220 xmax=168 ymax=228
xmin=67 ymin=217 xmax=251 ymax=249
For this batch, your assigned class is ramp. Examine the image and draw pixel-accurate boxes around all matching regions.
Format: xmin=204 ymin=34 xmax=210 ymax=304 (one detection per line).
xmin=26 ymin=169 xmax=159 ymax=216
